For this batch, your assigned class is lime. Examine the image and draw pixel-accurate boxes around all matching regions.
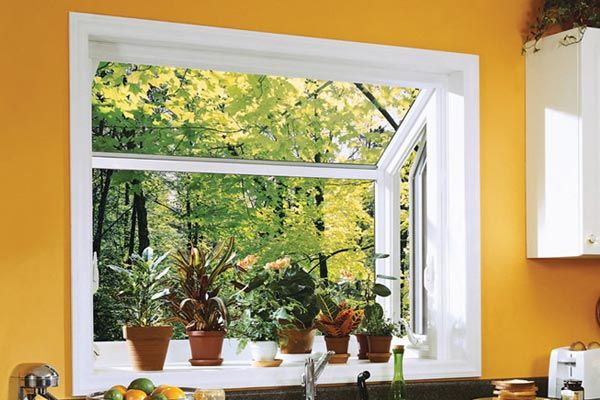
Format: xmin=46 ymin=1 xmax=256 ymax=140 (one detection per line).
xmin=103 ymin=388 xmax=124 ymax=400
xmin=110 ymin=385 xmax=127 ymax=395
xmin=128 ymin=378 xmax=155 ymax=395
xmin=149 ymin=394 xmax=168 ymax=400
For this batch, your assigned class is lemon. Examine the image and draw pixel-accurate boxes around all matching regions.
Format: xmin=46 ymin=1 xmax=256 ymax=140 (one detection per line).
xmin=151 ymin=384 xmax=172 ymax=396
xmin=124 ymin=389 xmax=147 ymax=400
xmin=161 ymin=387 xmax=186 ymax=400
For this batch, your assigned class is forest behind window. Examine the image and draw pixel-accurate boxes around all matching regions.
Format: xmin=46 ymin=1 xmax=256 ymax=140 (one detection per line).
xmin=92 ymin=62 xmax=419 ymax=341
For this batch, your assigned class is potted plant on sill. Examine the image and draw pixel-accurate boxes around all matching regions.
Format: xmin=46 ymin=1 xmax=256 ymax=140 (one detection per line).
xmin=231 ymin=255 xmax=283 ymax=366
xmin=315 ymin=290 xmax=364 ymax=364
xmin=109 ymin=247 xmax=172 ymax=371
xmin=268 ymin=259 xmax=320 ymax=354
xmin=168 ymin=238 xmax=236 ymax=366
xmin=333 ymin=253 xmax=397 ymax=359
xmin=362 ymin=317 xmax=400 ymax=363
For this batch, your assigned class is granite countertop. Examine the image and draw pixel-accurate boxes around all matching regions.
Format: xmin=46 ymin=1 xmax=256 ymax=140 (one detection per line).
xmin=225 ymin=378 xmax=549 ymax=400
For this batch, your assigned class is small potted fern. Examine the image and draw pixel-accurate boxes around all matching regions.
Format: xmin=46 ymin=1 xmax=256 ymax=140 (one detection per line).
xmin=168 ymin=238 xmax=236 ymax=366
xmin=109 ymin=247 xmax=172 ymax=371
xmin=315 ymin=290 xmax=363 ymax=364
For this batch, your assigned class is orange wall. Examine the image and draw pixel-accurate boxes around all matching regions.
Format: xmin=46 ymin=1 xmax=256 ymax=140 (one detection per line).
xmin=1 ymin=0 xmax=600 ymax=397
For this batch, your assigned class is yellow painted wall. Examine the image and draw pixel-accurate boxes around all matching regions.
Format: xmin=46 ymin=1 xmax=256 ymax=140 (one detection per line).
xmin=1 ymin=0 xmax=599 ymax=397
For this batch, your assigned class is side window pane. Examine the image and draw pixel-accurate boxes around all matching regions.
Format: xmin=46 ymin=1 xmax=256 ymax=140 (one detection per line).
xmin=399 ymin=131 xmax=427 ymax=335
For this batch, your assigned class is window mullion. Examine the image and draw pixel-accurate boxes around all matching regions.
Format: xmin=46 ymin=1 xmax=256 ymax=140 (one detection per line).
xmin=91 ymin=153 xmax=378 ymax=181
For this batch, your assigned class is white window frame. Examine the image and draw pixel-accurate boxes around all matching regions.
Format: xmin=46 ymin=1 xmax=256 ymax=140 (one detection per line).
xmin=69 ymin=12 xmax=480 ymax=395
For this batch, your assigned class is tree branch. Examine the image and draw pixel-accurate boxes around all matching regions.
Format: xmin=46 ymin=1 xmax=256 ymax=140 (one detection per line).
xmin=354 ymin=83 xmax=399 ymax=131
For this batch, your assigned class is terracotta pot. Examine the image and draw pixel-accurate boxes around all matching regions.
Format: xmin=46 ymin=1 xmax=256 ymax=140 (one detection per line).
xmin=355 ymin=334 xmax=369 ymax=360
xmin=279 ymin=328 xmax=316 ymax=354
xmin=187 ymin=330 xmax=225 ymax=366
xmin=367 ymin=335 xmax=392 ymax=354
xmin=324 ymin=336 xmax=350 ymax=355
xmin=122 ymin=325 xmax=172 ymax=371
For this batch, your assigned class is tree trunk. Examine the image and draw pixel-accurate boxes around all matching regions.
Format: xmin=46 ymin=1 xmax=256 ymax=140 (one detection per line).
xmin=128 ymin=203 xmax=137 ymax=258
xmin=93 ymin=169 xmax=113 ymax=258
xmin=314 ymin=183 xmax=328 ymax=280
xmin=133 ymin=185 xmax=150 ymax=254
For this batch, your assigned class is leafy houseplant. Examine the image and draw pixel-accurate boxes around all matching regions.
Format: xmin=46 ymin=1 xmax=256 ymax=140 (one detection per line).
xmin=340 ymin=253 xmax=398 ymax=359
xmin=237 ymin=257 xmax=319 ymax=354
xmin=363 ymin=318 xmax=400 ymax=363
xmin=109 ymin=247 xmax=172 ymax=371
xmin=230 ymin=255 xmax=291 ymax=363
xmin=315 ymin=290 xmax=364 ymax=363
xmin=524 ymin=0 xmax=600 ymax=52
xmin=168 ymin=238 xmax=236 ymax=366
xmin=270 ymin=259 xmax=320 ymax=354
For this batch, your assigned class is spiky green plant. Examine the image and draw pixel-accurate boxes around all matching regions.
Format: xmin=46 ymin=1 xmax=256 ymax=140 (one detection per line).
xmin=108 ymin=247 xmax=171 ymax=327
xmin=168 ymin=238 xmax=236 ymax=331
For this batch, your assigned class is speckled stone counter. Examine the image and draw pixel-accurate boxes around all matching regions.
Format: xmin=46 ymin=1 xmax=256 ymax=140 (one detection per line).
xmin=226 ymin=378 xmax=549 ymax=400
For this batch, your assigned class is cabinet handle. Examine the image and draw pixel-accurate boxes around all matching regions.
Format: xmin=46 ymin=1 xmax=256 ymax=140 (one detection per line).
xmin=587 ymin=234 xmax=597 ymax=244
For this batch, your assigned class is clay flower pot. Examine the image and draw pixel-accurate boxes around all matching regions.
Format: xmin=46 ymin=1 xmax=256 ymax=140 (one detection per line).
xmin=366 ymin=335 xmax=393 ymax=354
xmin=279 ymin=328 xmax=316 ymax=354
xmin=324 ymin=336 xmax=350 ymax=354
xmin=355 ymin=334 xmax=369 ymax=360
xmin=123 ymin=326 xmax=172 ymax=371
xmin=187 ymin=330 xmax=226 ymax=366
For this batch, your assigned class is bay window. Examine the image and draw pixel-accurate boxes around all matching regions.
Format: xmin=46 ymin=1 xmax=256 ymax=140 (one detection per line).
xmin=70 ymin=12 xmax=480 ymax=395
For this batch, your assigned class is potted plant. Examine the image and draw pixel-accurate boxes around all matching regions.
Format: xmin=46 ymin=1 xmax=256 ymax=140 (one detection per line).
xmin=363 ymin=317 xmax=400 ymax=363
xmin=231 ymin=255 xmax=282 ymax=365
xmin=525 ymin=0 xmax=600 ymax=52
xmin=267 ymin=259 xmax=320 ymax=354
xmin=168 ymin=238 xmax=236 ymax=366
xmin=315 ymin=290 xmax=364 ymax=364
xmin=109 ymin=247 xmax=172 ymax=371
xmin=335 ymin=253 xmax=397 ymax=359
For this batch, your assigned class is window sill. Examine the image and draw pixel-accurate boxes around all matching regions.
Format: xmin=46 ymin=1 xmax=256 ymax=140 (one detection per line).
xmin=77 ymin=338 xmax=480 ymax=395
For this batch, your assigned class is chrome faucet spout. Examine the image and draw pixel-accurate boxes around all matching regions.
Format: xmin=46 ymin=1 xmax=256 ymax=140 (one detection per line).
xmin=303 ymin=351 xmax=335 ymax=400
xmin=314 ymin=351 xmax=334 ymax=380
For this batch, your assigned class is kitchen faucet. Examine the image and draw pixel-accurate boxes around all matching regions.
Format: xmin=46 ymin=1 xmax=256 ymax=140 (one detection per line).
xmin=302 ymin=351 xmax=335 ymax=400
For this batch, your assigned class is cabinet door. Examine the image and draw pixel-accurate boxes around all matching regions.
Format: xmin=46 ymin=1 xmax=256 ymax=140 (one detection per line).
xmin=581 ymin=33 xmax=600 ymax=255
xmin=526 ymin=33 xmax=582 ymax=257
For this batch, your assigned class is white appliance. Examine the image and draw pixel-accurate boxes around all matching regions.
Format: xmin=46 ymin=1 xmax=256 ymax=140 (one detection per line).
xmin=549 ymin=347 xmax=600 ymax=399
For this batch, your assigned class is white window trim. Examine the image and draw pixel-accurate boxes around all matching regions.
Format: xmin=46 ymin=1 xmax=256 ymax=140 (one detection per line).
xmin=69 ymin=12 xmax=480 ymax=395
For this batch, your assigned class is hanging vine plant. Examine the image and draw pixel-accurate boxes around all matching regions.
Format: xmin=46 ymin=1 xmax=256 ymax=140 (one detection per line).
xmin=524 ymin=0 xmax=600 ymax=52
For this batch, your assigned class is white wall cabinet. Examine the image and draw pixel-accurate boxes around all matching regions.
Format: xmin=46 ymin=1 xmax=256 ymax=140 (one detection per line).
xmin=526 ymin=27 xmax=600 ymax=258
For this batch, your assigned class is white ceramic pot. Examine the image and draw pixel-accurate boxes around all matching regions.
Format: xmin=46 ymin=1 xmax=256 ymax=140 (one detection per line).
xmin=250 ymin=341 xmax=278 ymax=361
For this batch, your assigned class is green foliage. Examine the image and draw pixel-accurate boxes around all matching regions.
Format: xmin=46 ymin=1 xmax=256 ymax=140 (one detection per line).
xmin=108 ymin=247 xmax=170 ymax=327
xmin=91 ymin=62 xmax=420 ymax=340
xmin=168 ymin=238 xmax=236 ymax=331
xmin=524 ymin=0 xmax=600 ymax=51
xmin=275 ymin=263 xmax=319 ymax=328
xmin=361 ymin=318 xmax=400 ymax=337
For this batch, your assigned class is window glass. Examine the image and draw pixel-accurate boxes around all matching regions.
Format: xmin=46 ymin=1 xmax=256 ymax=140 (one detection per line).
xmin=92 ymin=168 xmax=374 ymax=341
xmin=92 ymin=62 xmax=419 ymax=165
xmin=399 ymin=133 xmax=427 ymax=333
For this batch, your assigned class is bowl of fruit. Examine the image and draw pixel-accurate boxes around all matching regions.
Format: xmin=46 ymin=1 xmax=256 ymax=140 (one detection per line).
xmin=87 ymin=378 xmax=193 ymax=400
